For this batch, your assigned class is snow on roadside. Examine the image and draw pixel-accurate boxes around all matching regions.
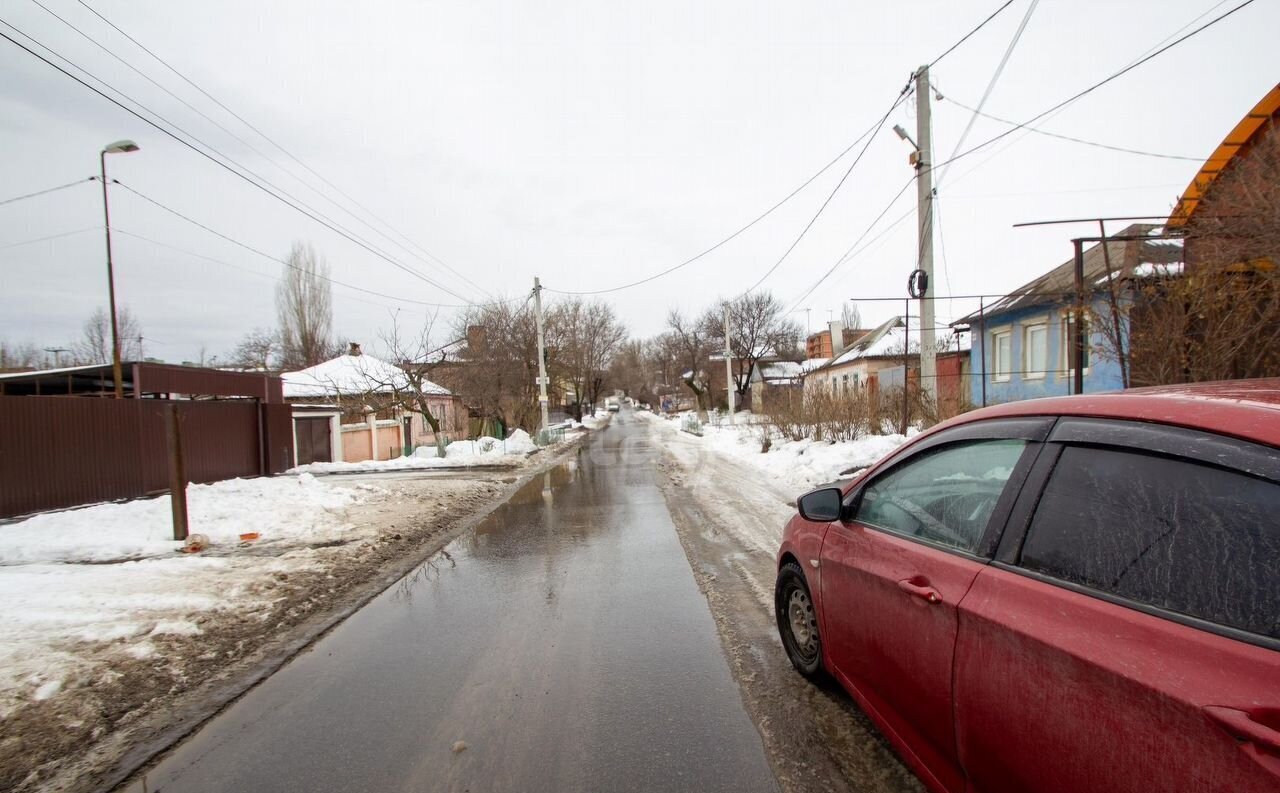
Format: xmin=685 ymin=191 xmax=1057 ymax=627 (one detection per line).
xmin=0 ymin=473 xmax=379 ymax=710
xmin=641 ymin=409 xmax=912 ymax=492
xmin=288 ymin=429 xmax=549 ymax=474
xmin=0 ymin=474 xmax=374 ymax=565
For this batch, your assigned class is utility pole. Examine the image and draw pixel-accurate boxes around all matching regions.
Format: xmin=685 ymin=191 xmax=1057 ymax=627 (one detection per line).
xmin=723 ymin=303 xmax=735 ymax=425
xmin=100 ymin=140 xmax=140 ymax=399
xmin=913 ymin=65 xmax=938 ymax=406
xmin=533 ymin=277 xmax=550 ymax=431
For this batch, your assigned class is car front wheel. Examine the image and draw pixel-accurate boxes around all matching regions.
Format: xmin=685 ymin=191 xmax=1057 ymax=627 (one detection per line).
xmin=776 ymin=561 xmax=823 ymax=678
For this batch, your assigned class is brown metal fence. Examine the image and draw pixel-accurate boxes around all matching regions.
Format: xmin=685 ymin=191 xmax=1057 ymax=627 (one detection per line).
xmin=0 ymin=397 xmax=294 ymax=519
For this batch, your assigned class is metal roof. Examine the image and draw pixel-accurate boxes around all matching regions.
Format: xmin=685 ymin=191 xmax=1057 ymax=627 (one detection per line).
xmin=1168 ymin=83 xmax=1280 ymax=228
xmin=952 ymin=224 xmax=1183 ymax=326
xmin=0 ymin=362 xmax=283 ymax=401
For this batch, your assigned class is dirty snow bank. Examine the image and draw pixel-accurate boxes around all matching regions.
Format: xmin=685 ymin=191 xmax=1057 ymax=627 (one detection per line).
xmin=289 ymin=429 xmax=546 ymax=474
xmin=643 ymin=410 xmax=912 ymax=492
xmin=0 ymin=474 xmax=379 ymax=711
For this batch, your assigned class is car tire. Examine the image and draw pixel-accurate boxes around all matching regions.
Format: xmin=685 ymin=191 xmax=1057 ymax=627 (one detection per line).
xmin=776 ymin=561 xmax=824 ymax=678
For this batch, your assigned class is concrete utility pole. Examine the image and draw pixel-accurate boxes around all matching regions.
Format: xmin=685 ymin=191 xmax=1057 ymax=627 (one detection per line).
xmin=723 ymin=304 xmax=735 ymax=425
xmin=533 ymin=277 xmax=550 ymax=431
xmin=913 ymin=65 xmax=938 ymax=405
xmin=100 ymin=139 xmax=140 ymax=399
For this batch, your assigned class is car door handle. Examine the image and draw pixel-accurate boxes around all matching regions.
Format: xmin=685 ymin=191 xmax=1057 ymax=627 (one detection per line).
xmin=1204 ymin=706 xmax=1280 ymax=776
xmin=897 ymin=579 xmax=941 ymax=604
xmin=1205 ymin=706 xmax=1280 ymax=751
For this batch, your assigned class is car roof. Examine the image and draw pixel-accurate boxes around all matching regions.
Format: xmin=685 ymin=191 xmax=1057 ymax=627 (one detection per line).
xmin=940 ymin=378 xmax=1280 ymax=448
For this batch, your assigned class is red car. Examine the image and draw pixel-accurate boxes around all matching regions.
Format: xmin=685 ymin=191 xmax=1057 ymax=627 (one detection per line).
xmin=775 ymin=380 xmax=1280 ymax=793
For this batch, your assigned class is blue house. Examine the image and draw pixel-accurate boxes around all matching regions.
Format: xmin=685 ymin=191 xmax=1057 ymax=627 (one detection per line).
xmin=955 ymin=224 xmax=1182 ymax=406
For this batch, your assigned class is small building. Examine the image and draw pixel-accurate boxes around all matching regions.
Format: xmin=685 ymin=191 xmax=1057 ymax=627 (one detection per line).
xmin=804 ymin=316 xmax=909 ymax=396
xmin=748 ymin=360 xmax=803 ymax=412
xmin=282 ymin=344 xmax=466 ymax=465
xmin=953 ymin=225 xmax=1182 ymax=405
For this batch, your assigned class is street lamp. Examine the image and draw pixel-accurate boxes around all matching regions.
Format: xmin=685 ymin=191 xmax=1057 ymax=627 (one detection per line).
xmin=100 ymin=139 xmax=139 ymax=398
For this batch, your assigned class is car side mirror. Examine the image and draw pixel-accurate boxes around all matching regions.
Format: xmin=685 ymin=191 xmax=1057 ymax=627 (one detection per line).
xmin=797 ymin=487 xmax=843 ymax=522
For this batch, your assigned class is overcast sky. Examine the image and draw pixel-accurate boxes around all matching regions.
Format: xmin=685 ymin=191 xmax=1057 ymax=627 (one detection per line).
xmin=1 ymin=0 xmax=1276 ymax=364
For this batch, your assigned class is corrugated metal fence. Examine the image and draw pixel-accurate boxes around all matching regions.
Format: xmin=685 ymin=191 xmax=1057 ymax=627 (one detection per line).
xmin=0 ymin=397 xmax=294 ymax=519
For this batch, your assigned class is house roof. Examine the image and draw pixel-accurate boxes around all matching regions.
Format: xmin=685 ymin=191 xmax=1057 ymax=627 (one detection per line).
xmin=1168 ymin=83 xmax=1280 ymax=228
xmin=809 ymin=316 xmax=906 ymax=373
xmin=282 ymin=353 xmax=450 ymax=399
xmin=753 ymin=361 xmax=803 ymax=384
xmin=952 ymin=224 xmax=1183 ymax=326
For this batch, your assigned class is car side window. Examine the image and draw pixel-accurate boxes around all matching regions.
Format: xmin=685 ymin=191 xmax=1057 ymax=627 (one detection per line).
xmin=1020 ymin=445 xmax=1280 ymax=641
xmin=854 ymin=439 xmax=1028 ymax=554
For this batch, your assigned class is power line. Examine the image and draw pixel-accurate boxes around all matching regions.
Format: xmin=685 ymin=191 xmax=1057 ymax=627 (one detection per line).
xmin=786 ymin=177 xmax=917 ymax=313
xmin=796 ymin=0 xmax=1253 ymax=313
xmin=0 ymin=226 xmax=100 ymax=251
xmin=0 ymin=18 xmax=486 ymax=306
xmin=110 ymin=180 xmax=512 ymax=309
xmin=66 ymin=0 xmax=493 ymax=301
xmin=930 ymin=0 xmax=1258 ymax=174
xmin=543 ymin=110 xmax=895 ymax=296
xmin=939 ymin=96 xmax=1202 ymax=162
xmin=934 ymin=0 xmax=1040 ymax=188
xmin=738 ymin=85 xmax=913 ymax=297
xmin=111 ymin=228 xmax=435 ymax=315
xmin=0 ymin=177 xmax=94 ymax=207
xmin=927 ymin=0 xmax=1017 ymax=69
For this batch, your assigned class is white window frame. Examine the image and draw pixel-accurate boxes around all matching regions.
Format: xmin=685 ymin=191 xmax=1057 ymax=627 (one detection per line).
xmin=991 ymin=326 xmax=1012 ymax=383
xmin=1059 ymin=311 xmax=1092 ymax=379
xmin=1022 ymin=318 xmax=1049 ymax=380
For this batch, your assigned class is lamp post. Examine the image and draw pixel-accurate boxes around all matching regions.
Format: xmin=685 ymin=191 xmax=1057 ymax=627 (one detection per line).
xmin=100 ymin=139 xmax=139 ymax=398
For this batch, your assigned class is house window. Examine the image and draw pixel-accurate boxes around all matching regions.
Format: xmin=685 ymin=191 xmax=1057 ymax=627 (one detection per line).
xmin=1060 ymin=313 xmax=1092 ymax=376
xmin=1023 ymin=323 xmax=1048 ymax=379
xmin=842 ymin=374 xmax=849 ymax=394
xmin=992 ymin=329 xmax=1012 ymax=382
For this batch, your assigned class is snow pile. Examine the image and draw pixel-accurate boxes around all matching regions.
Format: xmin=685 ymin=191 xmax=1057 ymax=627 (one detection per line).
xmin=0 ymin=474 xmax=375 ymax=709
xmin=0 ymin=474 xmax=370 ymax=565
xmin=649 ymin=410 xmax=912 ymax=491
xmin=291 ymin=432 xmax=540 ymax=474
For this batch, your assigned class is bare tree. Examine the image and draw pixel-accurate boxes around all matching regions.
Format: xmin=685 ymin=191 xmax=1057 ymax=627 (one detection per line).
xmin=276 ymin=242 xmax=334 ymax=370
xmin=666 ymin=309 xmax=714 ymax=419
xmin=376 ymin=313 xmax=457 ymax=439
xmin=451 ymin=299 xmax=543 ymax=432
xmin=702 ymin=291 xmax=803 ymax=404
xmin=550 ymin=298 xmax=628 ymax=419
xmin=75 ymin=306 xmax=143 ymax=365
xmin=227 ymin=328 xmax=279 ymax=371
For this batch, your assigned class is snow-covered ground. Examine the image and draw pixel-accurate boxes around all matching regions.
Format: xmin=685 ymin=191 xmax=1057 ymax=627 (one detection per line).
xmin=0 ymin=474 xmax=386 ymax=714
xmin=289 ymin=428 xmax=550 ymax=474
xmin=641 ymin=409 xmax=912 ymax=493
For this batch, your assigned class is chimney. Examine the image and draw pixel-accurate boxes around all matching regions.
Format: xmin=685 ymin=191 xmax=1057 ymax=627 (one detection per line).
xmin=349 ymin=342 xmax=362 ymax=356
xmin=828 ymin=321 xmax=846 ymax=358
xmin=467 ymin=324 xmax=487 ymax=353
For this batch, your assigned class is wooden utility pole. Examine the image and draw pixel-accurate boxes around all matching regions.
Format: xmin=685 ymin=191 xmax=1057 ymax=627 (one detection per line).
xmin=914 ymin=65 xmax=938 ymax=406
xmin=533 ymin=277 xmax=550 ymax=431
xmin=165 ymin=404 xmax=189 ymax=541
xmin=723 ymin=304 xmax=735 ymax=425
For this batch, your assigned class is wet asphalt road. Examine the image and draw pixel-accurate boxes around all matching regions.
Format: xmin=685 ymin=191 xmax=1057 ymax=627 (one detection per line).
xmin=122 ymin=411 xmax=778 ymax=793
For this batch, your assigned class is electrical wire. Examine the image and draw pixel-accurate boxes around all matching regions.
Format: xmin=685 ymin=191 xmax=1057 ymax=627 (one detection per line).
xmin=0 ymin=177 xmax=94 ymax=207
xmin=737 ymin=84 xmax=913 ymax=297
xmin=65 ymin=0 xmax=493 ymax=300
xmin=0 ymin=18 xmax=487 ymax=307
xmin=927 ymin=0 xmax=1017 ymax=69
xmin=930 ymin=0 xmax=1258 ymax=174
xmin=934 ymin=0 xmax=1040 ymax=188
xmin=940 ymin=96 xmax=1202 ymax=161
xmin=542 ymin=110 xmax=896 ymax=296
xmin=111 ymin=228 xmax=438 ymax=315
xmin=110 ymin=180 xmax=514 ymax=309
xmin=0 ymin=226 xmax=100 ymax=250
xmin=546 ymin=1 xmax=1021 ymax=299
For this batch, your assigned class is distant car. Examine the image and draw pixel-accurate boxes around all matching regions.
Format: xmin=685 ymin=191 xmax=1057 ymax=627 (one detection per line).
xmin=606 ymin=401 xmax=620 ymax=412
xmin=775 ymin=380 xmax=1280 ymax=793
